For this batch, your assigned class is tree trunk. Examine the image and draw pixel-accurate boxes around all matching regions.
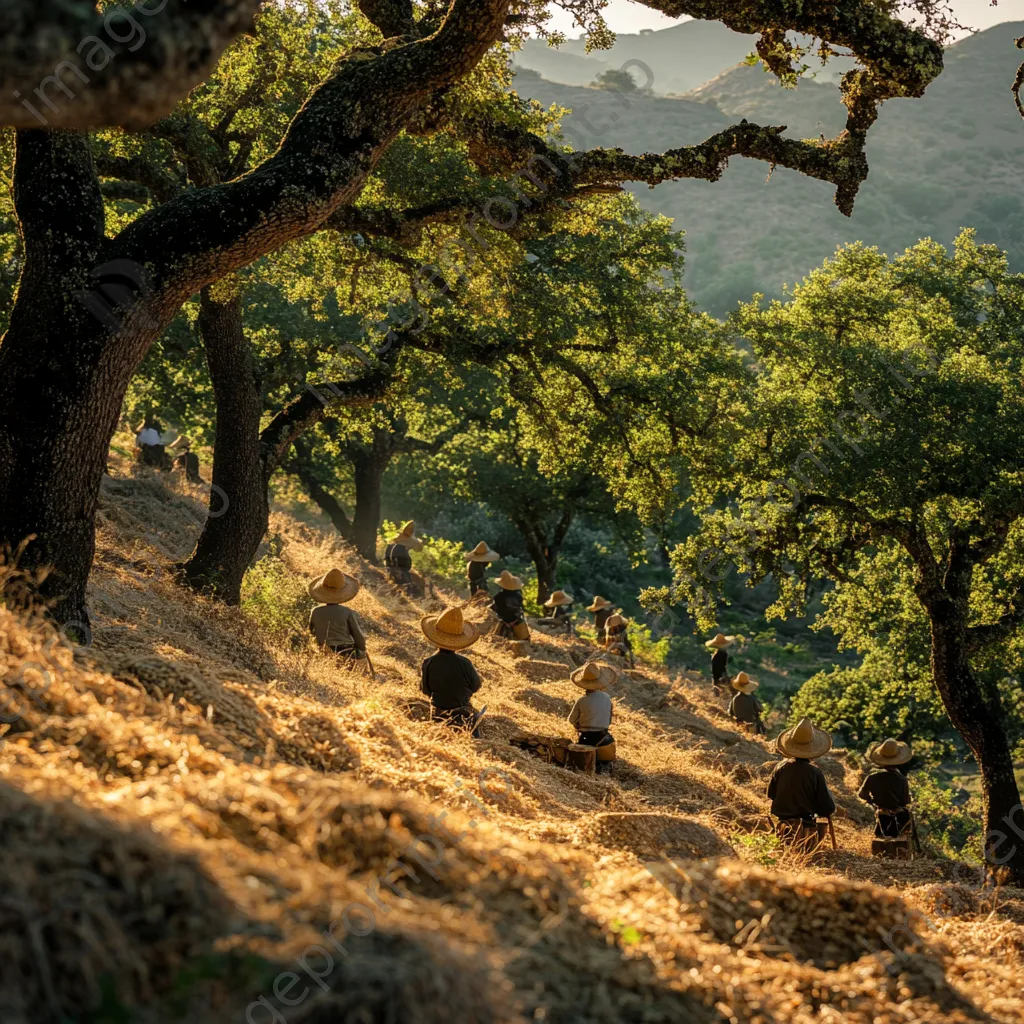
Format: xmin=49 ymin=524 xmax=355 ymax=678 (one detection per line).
xmin=518 ymin=524 xmax=557 ymax=604
xmin=180 ymin=280 xmax=268 ymax=604
xmin=930 ymin=604 xmax=1024 ymax=885
xmin=350 ymin=442 xmax=393 ymax=564
xmin=290 ymin=447 xmax=354 ymax=541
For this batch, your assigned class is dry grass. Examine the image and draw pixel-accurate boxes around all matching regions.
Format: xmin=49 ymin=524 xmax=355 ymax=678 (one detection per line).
xmin=0 ymin=459 xmax=1022 ymax=1022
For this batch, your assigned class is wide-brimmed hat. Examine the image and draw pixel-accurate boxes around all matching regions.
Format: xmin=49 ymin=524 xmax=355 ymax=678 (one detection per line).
xmin=464 ymin=541 xmax=500 ymax=563
xmin=390 ymin=520 xmax=423 ymax=551
xmin=421 ymin=606 xmax=480 ymax=650
xmin=868 ymin=738 xmax=912 ymax=766
xmin=570 ymin=661 xmax=617 ymax=691
xmin=604 ymin=613 xmax=626 ymax=631
xmin=705 ymin=633 xmax=736 ymax=649
xmin=776 ymin=717 xmax=832 ymax=760
xmin=543 ymin=590 xmax=573 ymax=608
xmin=587 ymin=595 xmax=612 ymax=612
xmin=308 ymin=569 xmax=359 ymax=604
xmin=169 ymin=435 xmax=191 ymax=450
xmin=493 ymin=570 xmax=523 ymax=591
xmin=731 ymin=671 xmax=758 ymax=694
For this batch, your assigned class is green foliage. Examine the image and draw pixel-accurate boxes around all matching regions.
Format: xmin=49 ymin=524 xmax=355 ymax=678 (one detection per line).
xmin=912 ymin=774 xmax=984 ymax=861
xmin=628 ymin=622 xmax=671 ymax=667
xmin=730 ymin=830 xmax=783 ymax=868
xmin=379 ymin=520 xmax=467 ymax=591
xmin=241 ymin=556 xmax=309 ymax=641
xmin=592 ymin=68 xmax=638 ymax=92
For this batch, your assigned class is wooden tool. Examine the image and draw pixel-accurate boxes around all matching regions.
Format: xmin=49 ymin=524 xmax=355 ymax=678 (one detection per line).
xmin=826 ymin=815 xmax=838 ymax=850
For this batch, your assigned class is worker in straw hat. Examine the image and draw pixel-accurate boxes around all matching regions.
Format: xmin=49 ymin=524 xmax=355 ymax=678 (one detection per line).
xmin=420 ymin=606 xmax=485 ymax=736
xmin=586 ymin=595 xmax=614 ymax=640
xmin=536 ymin=589 xmax=574 ymax=634
xmin=603 ymin=612 xmax=635 ymax=668
xmin=704 ymin=632 xmax=736 ymax=694
xmin=490 ymin=570 xmax=529 ymax=641
xmin=567 ymin=661 xmax=618 ymax=774
xmin=308 ymin=569 xmax=366 ymax=662
xmin=464 ymin=541 xmax=500 ymax=598
xmin=728 ymin=672 xmax=764 ymax=735
xmin=859 ymin=738 xmax=914 ymax=839
xmin=384 ymin=520 xmax=423 ymax=595
xmin=169 ymin=435 xmax=201 ymax=483
xmin=767 ymin=718 xmax=836 ymax=837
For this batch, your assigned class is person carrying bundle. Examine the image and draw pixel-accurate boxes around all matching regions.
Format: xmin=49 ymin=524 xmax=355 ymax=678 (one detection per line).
xmin=767 ymin=718 xmax=836 ymax=846
xmin=490 ymin=570 xmax=529 ymax=641
xmin=728 ymin=672 xmax=764 ymax=734
xmin=586 ymin=595 xmax=613 ymax=640
xmin=705 ymin=632 xmax=736 ymax=694
xmin=567 ymin=661 xmax=618 ymax=775
xmin=384 ymin=520 xmax=423 ymax=595
xmin=536 ymin=590 xmax=574 ymax=634
xmin=308 ymin=569 xmax=366 ymax=665
xmin=859 ymin=738 xmax=914 ymax=849
xmin=169 ymin=435 xmax=201 ymax=483
xmin=604 ymin=613 xmax=634 ymax=667
xmin=464 ymin=541 xmax=500 ymax=598
xmin=420 ymin=606 xmax=484 ymax=737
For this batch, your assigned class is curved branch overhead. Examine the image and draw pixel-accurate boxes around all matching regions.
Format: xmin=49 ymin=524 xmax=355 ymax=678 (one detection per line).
xmin=0 ymin=0 xmax=264 ymax=129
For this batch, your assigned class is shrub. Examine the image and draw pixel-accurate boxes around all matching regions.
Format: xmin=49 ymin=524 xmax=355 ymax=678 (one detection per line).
xmin=628 ymin=623 xmax=671 ymax=667
xmin=730 ymin=830 xmax=782 ymax=868
xmin=912 ymin=773 xmax=984 ymax=862
xmin=241 ymin=556 xmax=309 ymax=641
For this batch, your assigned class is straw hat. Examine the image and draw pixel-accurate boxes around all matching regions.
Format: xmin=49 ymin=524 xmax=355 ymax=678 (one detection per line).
xmin=308 ymin=568 xmax=359 ymax=604
xmin=464 ymin=541 xmax=500 ymax=563
xmin=776 ymin=718 xmax=832 ymax=760
xmin=420 ymin=606 xmax=480 ymax=650
xmin=570 ymin=661 xmax=617 ymax=691
xmin=543 ymin=590 xmax=573 ymax=608
xmin=587 ymin=595 xmax=612 ymax=612
xmin=868 ymin=737 xmax=912 ymax=767
xmin=731 ymin=671 xmax=758 ymax=694
xmin=169 ymin=435 xmax=191 ymax=450
xmin=493 ymin=570 xmax=523 ymax=591
xmin=705 ymin=633 xmax=736 ymax=649
xmin=604 ymin=613 xmax=626 ymax=631
xmin=389 ymin=520 xmax=423 ymax=551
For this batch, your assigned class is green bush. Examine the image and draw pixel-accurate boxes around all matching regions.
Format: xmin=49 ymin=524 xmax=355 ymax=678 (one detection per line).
xmin=912 ymin=773 xmax=984 ymax=862
xmin=379 ymin=520 xmax=467 ymax=591
xmin=730 ymin=830 xmax=782 ymax=867
xmin=628 ymin=622 xmax=671 ymax=667
xmin=241 ymin=556 xmax=309 ymax=641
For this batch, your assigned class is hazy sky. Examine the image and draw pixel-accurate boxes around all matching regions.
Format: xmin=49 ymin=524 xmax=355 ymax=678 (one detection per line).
xmin=544 ymin=0 xmax=1016 ymax=38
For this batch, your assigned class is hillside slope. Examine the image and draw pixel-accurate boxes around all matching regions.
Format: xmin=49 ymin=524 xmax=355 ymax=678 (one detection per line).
xmin=1 ymin=458 xmax=1023 ymax=1023
xmin=514 ymin=22 xmax=1024 ymax=316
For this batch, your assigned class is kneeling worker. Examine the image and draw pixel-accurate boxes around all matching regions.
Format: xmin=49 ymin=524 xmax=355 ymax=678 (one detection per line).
xmin=705 ymin=632 xmax=736 ymax=695
xmin=604 ymin=613 xmax=634 ymax=667
xmin=464 ymin=541 xmax=500 ymax=597
xmin=767 ymin=718 xmax=835 ymax=840
xmin=491 ymin=570 xmax=528 ymax=640
xmin=420 ymin=606 xmax=484 ymax=737
xmin=729 ymin=672 xmax=764 ymax=734
xmin=567 ymin=661 xmax=618 ymax=774
xmin=538 ymin=590 xmax=574 ymax=634
xmin=586 ymin=595 xmax=613 ymax=640
xmin=859 ymin=738 xmax=913 ymax=839
xmin=308 ymin=569 xmax=366 ymax=662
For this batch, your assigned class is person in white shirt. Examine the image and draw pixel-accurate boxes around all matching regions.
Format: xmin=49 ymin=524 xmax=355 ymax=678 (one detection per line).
xmin=135 ymin=418 xmax=162 ymax=448
xmin=134 ymin=417 xmax=171 ymax=469
xmin=567 ymin=661 xmax=617 ymax=773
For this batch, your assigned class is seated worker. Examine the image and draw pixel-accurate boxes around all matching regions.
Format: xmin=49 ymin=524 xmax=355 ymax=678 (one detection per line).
xmin=604 ymin=613 xmax=635 ymax=668
xmin=169 ymin=435 xmax=201 ymax=483
xmin=134 ymin=416 xmax=172 ymax=470
xmin=384 ymin=520 xmax=423 ymax=594
xmin=537 ymin=590 xmax=574 ymax=634
xmin=705 ymin=632 xmax=736 ymax=695
xmin=586 ymin=595 xmax=614 ymax=640
xmin=464 ymin=541 xmax=500 ymax=598
xmin=729 ymin=672 xmax=764 ymax=734
xmin=420 ymin=606 xmax=484 ymax=736
xmin=490 ymin=570 xmax=528 ymax=640
xmin=859 ymin=738 xmax=913 ymax=839
xmin=767 ymin=718 xmax=836 ymax=838
xmin=308 ymin=569 xmax=366 ymax=662
xmin=567 ymin=660 xmax=618 ymax=775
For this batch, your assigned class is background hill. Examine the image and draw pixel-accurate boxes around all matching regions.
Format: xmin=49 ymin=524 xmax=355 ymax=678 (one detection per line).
xmin=514 ymin=21 xmax=1024 ymax=315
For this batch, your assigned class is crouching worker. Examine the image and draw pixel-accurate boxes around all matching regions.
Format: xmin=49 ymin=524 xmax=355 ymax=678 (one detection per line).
xmin=767 ymin=718 xmax=835 ymax=846
xmin=729 ymin=672 xmax=764 ymax=734
xmin=567 ymin=661 xmax=618 ymax=774
xmin=308 ymin=569 xmax=366 ymax=664
xmin=859 ymin=738 xmax=913 ymax=841
xmin=465 ymin=541 xmax=500 ymax=598
xmin=385 ymin=520 xmax=423 ymax=596
xmin=491 ymin=570 xmax=529 ymax=641
xmin=604 ymin=613 xmax=634 ymax=668
xmin=537 ymin=590 xmax=574 ymax=634
xmin=586 ymin=595 xmax=613 ymax=640
xmin=420 ymin=606 xmax=484 ymax=737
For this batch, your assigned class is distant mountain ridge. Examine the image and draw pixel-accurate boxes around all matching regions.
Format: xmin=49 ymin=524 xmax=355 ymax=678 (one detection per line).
xmin=513 ymin=22 xmax=1024 ymax=315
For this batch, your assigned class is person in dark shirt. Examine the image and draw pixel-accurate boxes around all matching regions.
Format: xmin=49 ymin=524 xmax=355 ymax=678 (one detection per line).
xmin=385 ymin=520 xmax=422 ymax=594
xmin=464 ymin=541 xmax=499 ymax=598
xmin=728 ymin=672 xmax=764 ymax=734
xmin=603 ymin=613 xmax=635 ymax=668
xmin=859 ymin=738 xmax=913 ymax=838
xmin=767 ymin=718 xmax=836 ymax=829
xmin=420 ymin=606 xmax=483 ymax=736
xmin=586 ymin=596 xmax=614 ymax=641
xmin=170 ymin=435 xmax=201 ymax=483
xmin=537 ymin=590 xmax=574 ymax=634
xmin=490 ymin=570 xmax=527 ymax=640
xmin=705 ymin=633 xmax=736 ymax=694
